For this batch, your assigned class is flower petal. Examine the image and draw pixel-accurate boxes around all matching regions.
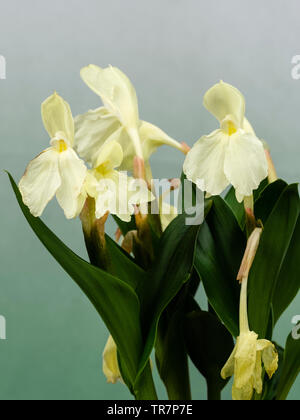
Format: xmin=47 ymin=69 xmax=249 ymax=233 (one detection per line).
xmin=139 ymin=121 xmax=184 ymax=160
xmin=233 ymin=332 xmax=257 ymax=390
xmin=232 ymin=382 xmax=254 ymax=401
xmin=257 ymin=340 xmax=278 ymax=379
xmin=19 ymin=148 xmax=61 ymax=217
xmin=74 ymin=107 xmax=122 ymax=167
xmin=183 ymin=130 xmax=229 ymax=196
xmin=224 ymin=131 xmax=268 ymax=202
xmin=204 ymin=81 xmax=245 ymax=128
xmin=96 ymin=140 xmax=123 ymax=170
xmin=56 ymin=148 xmax=87 ymax=219
xmin=41 ymin=93 xmax=74 ymax=146
xmin=221 ymin=344 xmax=237 ymax=380
xmin=102 ymin=335 xmax=122 ymax=384
xmin=253 ymin=350 xmax=263 ymax=395
xmin=80 ymin=65 xmax=139 ymax=128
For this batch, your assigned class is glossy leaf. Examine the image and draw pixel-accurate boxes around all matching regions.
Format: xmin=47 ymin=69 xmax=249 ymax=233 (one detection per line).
xmin=224 ymin=186 xmax=245 ymax=229
xmin=155 ymin=289 xmax=191 ymax=400
xmin=272 ymin=216 xmax=300 ymax=324
xmin=136 ymin=204 xmax=211 ymax=382
xmin=184 ymin=308 xmax=234 ymax=400
xmin=254 ymin=179 xmax=288 ymax=225
xmin=8 ymin=174 xmax=146 ymax=391
xmin=248 ymin=184 xmax=299 ymax=338
xmin=195 ymin=197 xmax=246 ymax=337
xmin=224 ymin=178 xmax=268 ymax=229
xmin=276 ymin=325 xmax=300 ymax=400
xmin=112 ymin=214 xmax=137 ymax=236
xmin=106 ymin=234 xmax=145 ymax=291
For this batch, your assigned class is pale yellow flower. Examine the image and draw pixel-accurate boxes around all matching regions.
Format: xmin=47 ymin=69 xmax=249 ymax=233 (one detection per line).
xmin=183 ymin=81 xmax=268 ymax=202
xmin=221 ymin=228 xmax=278 ymax=400
xmin=19 ymin=93 xmax=87 ymax=218
xmin=75 ymin=65 xmax=185 ymax=171
xmin=102 ymin=335 xmax=123 ymax=384
xmin=82 ymin=141 xmax=154 ymax=222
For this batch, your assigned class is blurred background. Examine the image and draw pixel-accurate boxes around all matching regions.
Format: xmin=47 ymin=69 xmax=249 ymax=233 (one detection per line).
xmin=0 ymin=0 xmax=299 ymax=400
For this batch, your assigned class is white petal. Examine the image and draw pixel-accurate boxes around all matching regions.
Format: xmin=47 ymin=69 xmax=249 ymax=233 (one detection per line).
xmin=96 ymin=140 xmax=123 ymax=170
xmin=80 ymin=65 xmax=139 ymax=128
xmin=95 ymin=188 xmax=116 ymax=220
xmin=56 ymin=148 xmax=87 ymax=219
xmin=74 ymin=107 xmax=122 ymax=167
xmin=42 ymin=93 xmax=74 ymax=146
xmin=204 ymin=81 xmax=245 ymax=128
xmin=243 ymin=117 xmax=255 ymax=135
xmin=183 ymin=130 xmax=229 ymax=196
xmin=224 ymin=132 xmax=268 ymax=202
xmin=139 ymin=121 xmax=184 ymax=160
xmin=128 ymin=177 xmax=154 ymax=206
xmin=19 ymin=148 xmax=61 ymax=217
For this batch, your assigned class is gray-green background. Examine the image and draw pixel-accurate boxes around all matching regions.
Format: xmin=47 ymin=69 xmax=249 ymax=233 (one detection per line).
xmin=0 ymin=0 xmax=299 ymax=400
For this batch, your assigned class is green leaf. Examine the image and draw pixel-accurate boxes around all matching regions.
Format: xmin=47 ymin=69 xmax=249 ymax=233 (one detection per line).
xmin=276 ymin=325 xmax=300 ymax=400
xmin=8 ymin=174 xmax=147 ymax=393
xmin=155 ymin=289 xmax=191 ymax=400
xmin=184 ymin=308 xmax=234 ymax=400
xmin=195 ymin=197 xmax=246 ymax=337
xmin=224 ymin=187 xmax=245 ymax=229
xmin=261 ymin=343 xmax=284 ymax=400
xmin=136 ymin=204 xmax=211 ymax=383
xmin=248 ymin=184 xmax=300 ymax=338
xmin=224 ymin=178 xmax=268 ymax=229
xmin=105 ymin=234 xmax=145 ymax=291
xmin=272 ymin=216 xmax=300 ymax=324
xmin=254 ymin=179 xmax=288 ymax=225
xmin=112 ymin=214 xmax=137 ymax=237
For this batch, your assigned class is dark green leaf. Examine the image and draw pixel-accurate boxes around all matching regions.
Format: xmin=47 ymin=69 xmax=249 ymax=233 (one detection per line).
xmin=276 ymin=325 xmax=300 ymax=400
xmin=224 ymin=178 xmax=268 ymax=229
xmin=136 ymin=204 xmax=211 ymax=383
xmin=195 ymin=197 xmax=246 ymax=337
xmin=254 ymin=179 xmax=288 ymax=225
xmin=155 ymin=289 xmax=191 ymax=400
xmin=112 ymin=214 xmax=137 ymax=236
xmin=8 ymin=174 xmax=145 ymax=390
xmin=272 ymin=216 xmax=300 ymax=324
xmin=106 ymin=234 xmax=145 ymax=291
xmin=224 ymin=186 xmax=245 ymax=229
xmin=248 ymin=184 xmax=299 ymax=338
xmin=184 ymin=308 xmax=234 ymax=400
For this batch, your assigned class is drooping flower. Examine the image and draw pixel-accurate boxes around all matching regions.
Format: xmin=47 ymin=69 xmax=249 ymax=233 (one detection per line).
xmin=74 ymin=65 xmax=185 ymax=171
xmin=102 ymin=335 xmax=123 ymax=384
xmin=183 ymin=81 xmax=268 ymax=202
xmin=19 ymin=93 xmax=87 ymax=218
xmin=82 ymin=140 xmax=154 ymax=222
xmin=221 ymin=228 xmax=278 ymax=400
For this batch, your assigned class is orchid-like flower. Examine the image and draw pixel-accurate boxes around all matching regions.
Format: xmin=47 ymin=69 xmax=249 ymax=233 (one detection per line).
xmin=183 ymin=81 xmax=268 ymax=202
xmin=19 ymin=93 xmax=87 ymax=218
xmin=102 ymin=335 xmax=123 ymax=384
xmin=221 ymin=228 xmax=278 ymax=400
xmin=82 ymin=141 xmax=154 ymax=222
xmin=74 ymin=65 xmax=185 ymax=171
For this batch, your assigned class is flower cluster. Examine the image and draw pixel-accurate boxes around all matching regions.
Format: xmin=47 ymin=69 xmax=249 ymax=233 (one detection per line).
xmin=17 ymin=65 xmax=286 ymax=401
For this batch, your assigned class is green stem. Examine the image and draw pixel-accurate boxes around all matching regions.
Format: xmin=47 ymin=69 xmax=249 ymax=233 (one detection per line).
xmin=207 ymin=381 xmax=221 ymax=400
xmin=239 ymin=276 xmax=250 ymax=334
xmin=134 ymin=361 xmax=158 ymax=400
